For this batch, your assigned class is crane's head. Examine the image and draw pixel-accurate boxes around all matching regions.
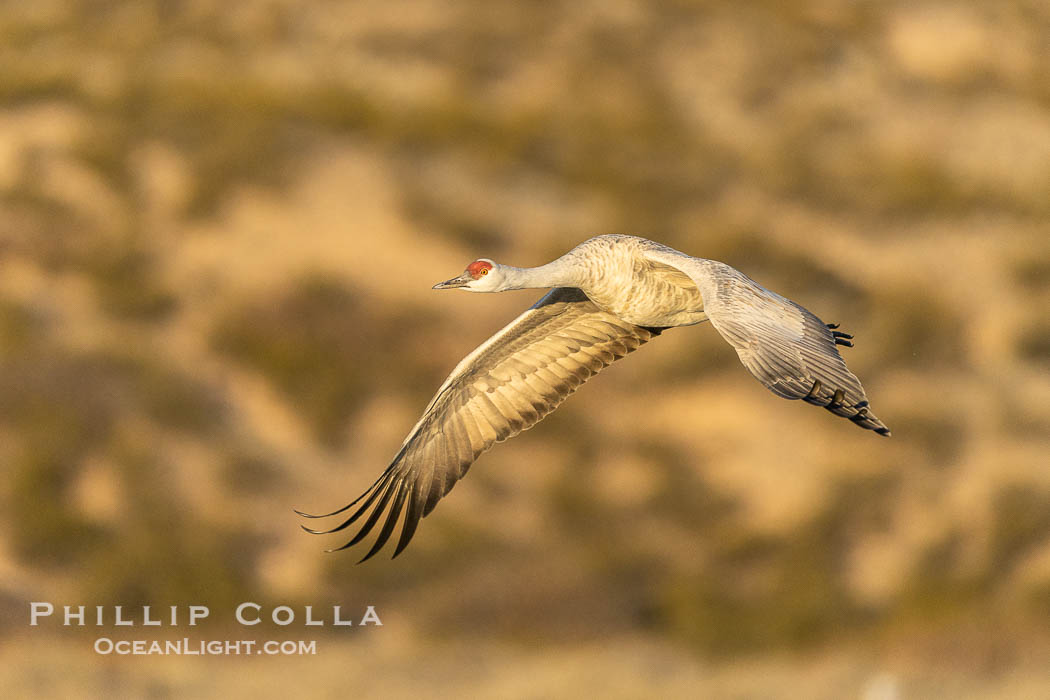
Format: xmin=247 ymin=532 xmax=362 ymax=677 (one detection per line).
xmin=433 ymin=258 xmax=503 ymax=292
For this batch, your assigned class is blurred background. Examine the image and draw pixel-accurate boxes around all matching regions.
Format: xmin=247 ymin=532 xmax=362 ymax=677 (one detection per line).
xmin=2 ymin=0 xmax=1049 ymax=697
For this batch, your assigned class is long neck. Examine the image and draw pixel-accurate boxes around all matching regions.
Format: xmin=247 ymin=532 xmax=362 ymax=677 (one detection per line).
xmin=499 ymin=255 xmax=582 ymax=291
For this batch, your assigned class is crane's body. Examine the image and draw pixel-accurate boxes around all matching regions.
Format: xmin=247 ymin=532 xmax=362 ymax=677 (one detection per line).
xmin=299 ymin=235 xmax=890 ymax=561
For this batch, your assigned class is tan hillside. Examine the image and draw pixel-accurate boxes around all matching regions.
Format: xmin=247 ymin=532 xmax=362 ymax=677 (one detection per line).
xmin=2 ymin=1 xmax=1049 ymax=696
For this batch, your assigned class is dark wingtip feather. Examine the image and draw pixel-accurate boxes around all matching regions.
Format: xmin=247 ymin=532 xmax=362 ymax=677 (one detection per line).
xmin=392 ymin=479 xmax=427 ymax=558
xmin=301 ymin=521 xmax=355 ymax=536
xmin=291 ymin=510 xmax=352 ymax=520
xmin=324 ymin=540 xmax=357 ymax=554
xmin=355 ymin=485 xmax=409 ymax=563
xmin=295 ymin=465 xmax=400 ymax=521
xmin=328 ymin=477 xmax=401 ymax=558
xmin=294 ymin=505 xmax=354 ymax=519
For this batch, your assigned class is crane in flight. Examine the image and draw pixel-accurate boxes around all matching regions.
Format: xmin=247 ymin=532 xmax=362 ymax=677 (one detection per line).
xmin=297 ymin=235 xmax=890 ymax=561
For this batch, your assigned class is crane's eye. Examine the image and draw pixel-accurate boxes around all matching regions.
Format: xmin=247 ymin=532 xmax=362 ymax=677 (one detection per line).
xmin=479 ymin=268 xmax=488 ymax=275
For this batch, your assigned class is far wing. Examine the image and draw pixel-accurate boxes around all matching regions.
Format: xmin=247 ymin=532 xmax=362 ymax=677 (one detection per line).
xmin=644 ymin=248 xmax=891 ymax=436
xmin=297 ymin=287 xmax=659 ymax=561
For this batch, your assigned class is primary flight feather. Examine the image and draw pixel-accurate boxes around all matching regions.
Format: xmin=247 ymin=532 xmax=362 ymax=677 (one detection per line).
xmin=297 ymin=235 xmax=889 ymax=561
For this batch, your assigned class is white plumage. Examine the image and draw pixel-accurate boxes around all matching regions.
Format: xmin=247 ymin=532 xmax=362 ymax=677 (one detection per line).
xmin=298 ymin=235 xmax=889 ymax=560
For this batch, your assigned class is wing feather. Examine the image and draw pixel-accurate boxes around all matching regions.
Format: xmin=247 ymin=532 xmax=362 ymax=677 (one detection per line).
xmin=393 ymin=477 xmax=427 ymax=557
xmin=643 ymin=249 xmax=890 ymax=436
xmin=298 ymin=287 xmax=659 ymax=560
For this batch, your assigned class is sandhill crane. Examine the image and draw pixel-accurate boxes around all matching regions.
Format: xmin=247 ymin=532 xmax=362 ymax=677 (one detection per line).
xmin=298 ymin=234 xmax=890 ymax=561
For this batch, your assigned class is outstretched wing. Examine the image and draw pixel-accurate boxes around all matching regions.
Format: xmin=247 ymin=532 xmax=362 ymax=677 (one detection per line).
xmin=297 ymin=287 xmax=659 ymax=561
xmin=644 ymin=248 xmax=890 ymax=436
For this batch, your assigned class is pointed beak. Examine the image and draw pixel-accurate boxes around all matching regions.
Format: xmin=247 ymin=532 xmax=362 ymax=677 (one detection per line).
xmin=432 ymin=271 xmax=472 ymax=290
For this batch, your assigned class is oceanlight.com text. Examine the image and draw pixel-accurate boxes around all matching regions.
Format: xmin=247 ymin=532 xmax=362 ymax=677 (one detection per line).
xmin=93 ymin=638 xmax=318 ymax=656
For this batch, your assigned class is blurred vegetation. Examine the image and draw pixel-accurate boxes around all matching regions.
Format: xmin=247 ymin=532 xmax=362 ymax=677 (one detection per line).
xmin=211 ymin=275 xmax=454 ymax=446
xmin=661 ymin=473 xmax=898 ymax=655
xmin=2 ymin=1 xmax=1050 ymax=695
